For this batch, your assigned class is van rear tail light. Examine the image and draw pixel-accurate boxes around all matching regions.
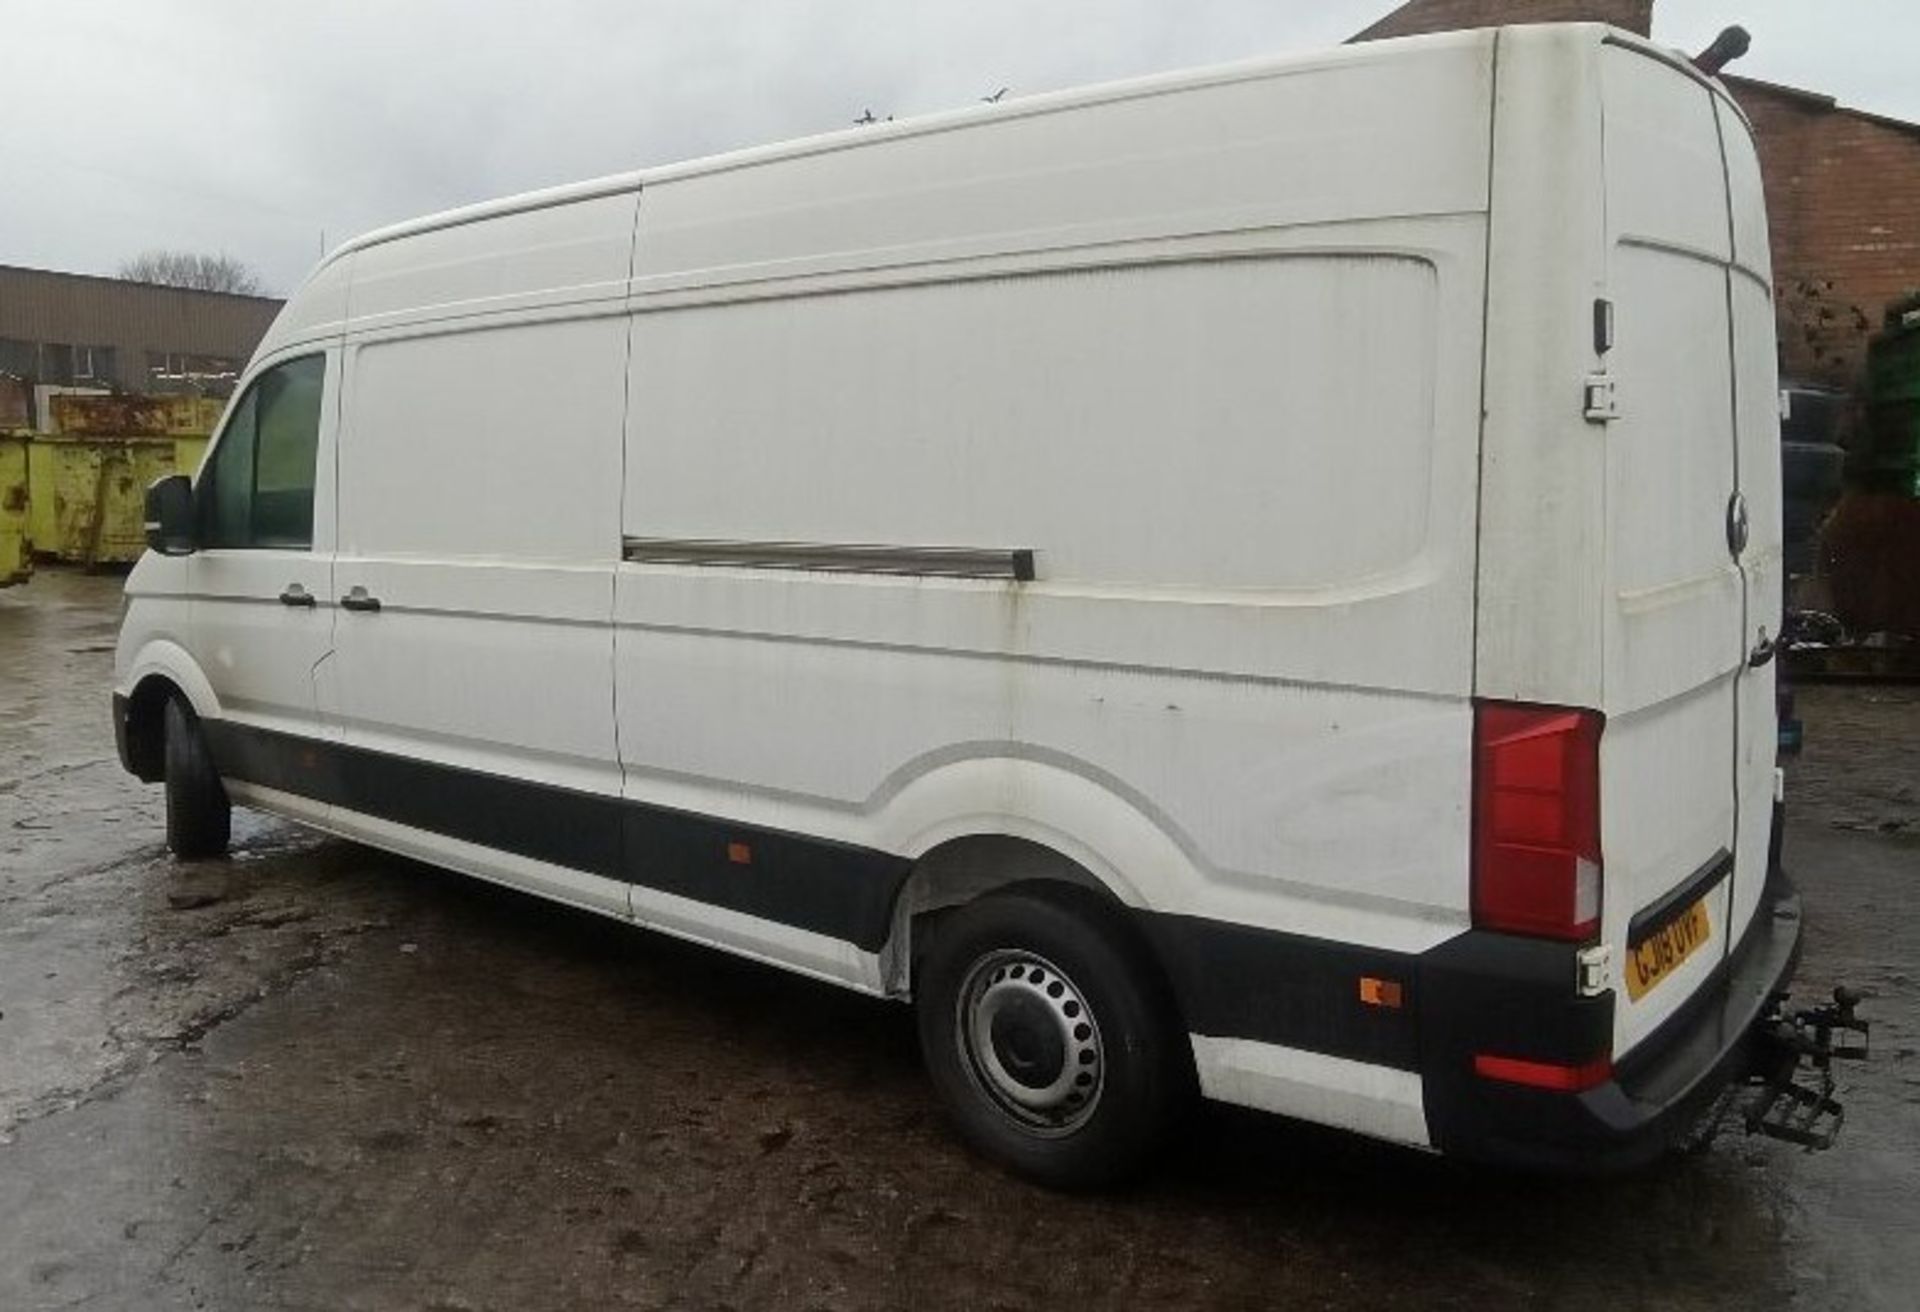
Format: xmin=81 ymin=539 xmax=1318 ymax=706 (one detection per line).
xmin=1472 ymin=702 xmax=1603 ymax=941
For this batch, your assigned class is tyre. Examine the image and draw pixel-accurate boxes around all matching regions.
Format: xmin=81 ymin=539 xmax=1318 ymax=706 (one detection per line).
xmin=916 ymin=884 xmax=1192 ymax=1189
xmin=164 ymin=696 xmax=230 ymax=859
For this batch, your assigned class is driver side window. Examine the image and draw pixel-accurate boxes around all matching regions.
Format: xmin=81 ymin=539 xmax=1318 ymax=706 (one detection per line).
xmin=198 ymin=354 xmax=326 ymax=550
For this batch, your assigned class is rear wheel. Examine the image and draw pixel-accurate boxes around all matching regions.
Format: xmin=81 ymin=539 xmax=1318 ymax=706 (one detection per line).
xmin=916 ymin=885 xmax=1191 ymax=1189
xmin=164 ymin=696 xmax=230 ymax=859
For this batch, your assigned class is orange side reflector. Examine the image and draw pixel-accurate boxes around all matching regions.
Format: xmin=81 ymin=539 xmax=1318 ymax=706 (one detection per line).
xmin=726 ymin=841 xmax=753 ymax=866
xmin=1358 ymin=977 xmax=1404 ymax=1009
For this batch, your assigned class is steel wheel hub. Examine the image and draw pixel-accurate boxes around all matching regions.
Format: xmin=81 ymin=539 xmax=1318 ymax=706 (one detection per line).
xmin=956 ymin=949 xmax=1104 ymax=1135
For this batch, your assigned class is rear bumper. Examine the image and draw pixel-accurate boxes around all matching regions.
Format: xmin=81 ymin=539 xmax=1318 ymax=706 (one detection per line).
xmin=1420 ymin=865 xmax=1803 ymax=1171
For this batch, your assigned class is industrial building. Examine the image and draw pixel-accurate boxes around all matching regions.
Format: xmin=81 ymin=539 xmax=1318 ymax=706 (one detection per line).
xmin=0 ymin=264 xmax=281 ymax=428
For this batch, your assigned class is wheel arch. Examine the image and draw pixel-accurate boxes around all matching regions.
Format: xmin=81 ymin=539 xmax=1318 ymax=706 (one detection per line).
xmin=120 ymin=638 xmax=220 ymax=718
xmin=868 ymin=753 xmax=1205 ymax=1000
xmin=116 ymin=641 xmax=220 ymax=783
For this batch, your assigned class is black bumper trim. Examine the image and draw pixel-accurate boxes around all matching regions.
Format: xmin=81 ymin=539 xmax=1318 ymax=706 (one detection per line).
xmin=1614 ymin=879 xmax=1803 ymax=1108
xmin=1423 ymin=873 xmax=1803 ymax=1171
xmin=1136 ymin=913 xmax=1422 ymax=1071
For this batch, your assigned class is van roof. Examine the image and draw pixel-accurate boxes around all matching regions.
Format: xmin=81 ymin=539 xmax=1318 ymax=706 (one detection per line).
xmin=318 ymin=25 xmax=1499 ymax=272
xmin=313 ymin=22 xmax=1741 ymax=279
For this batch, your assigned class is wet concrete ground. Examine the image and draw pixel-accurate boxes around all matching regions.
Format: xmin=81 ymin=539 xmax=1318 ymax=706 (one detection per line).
xmin=1 ymin=567 xmax=1915 ymax=1311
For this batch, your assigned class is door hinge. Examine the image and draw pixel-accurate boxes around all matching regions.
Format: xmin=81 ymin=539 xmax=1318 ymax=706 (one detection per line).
xmin=1577 ymin=944 xmax=1613 ymax=997
xmin=1584 ymin=374 xmax=1619 ymax=423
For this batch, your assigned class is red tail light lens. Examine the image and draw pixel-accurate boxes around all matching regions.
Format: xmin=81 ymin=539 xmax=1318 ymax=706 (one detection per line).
xmin=1472 ymin=702 xmax=1603 ymax=941
xmin=1473 ymin=1053 xmax=1613 ymax=1092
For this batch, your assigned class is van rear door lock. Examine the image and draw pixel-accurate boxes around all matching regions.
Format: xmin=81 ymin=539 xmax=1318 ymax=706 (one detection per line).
xmin=1583 ymin=374 xmax=1619 ymax=423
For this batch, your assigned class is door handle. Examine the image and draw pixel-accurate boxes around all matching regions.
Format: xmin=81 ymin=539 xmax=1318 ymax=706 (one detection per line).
xmin=278 ymin=583 xmax=317 ymax=608
xmin=340 ymin=585 xmax=382 ymax=613
xmin=1749 ymin=627 xmax=1777 ymax=669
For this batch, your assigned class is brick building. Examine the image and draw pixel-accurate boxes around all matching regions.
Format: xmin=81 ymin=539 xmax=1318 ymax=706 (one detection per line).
xmin=1354 ymin=0 xmax=1649 ymax=41
xmin=1356 ymin=0 xmax=1920 ymax=385
xmin=1732 ymin=82 xmax=1920 ymax=384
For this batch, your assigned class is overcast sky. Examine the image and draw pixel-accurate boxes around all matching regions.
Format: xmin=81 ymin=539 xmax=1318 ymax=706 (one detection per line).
xmin=1 ymin=1 xmax=1912 ymax=297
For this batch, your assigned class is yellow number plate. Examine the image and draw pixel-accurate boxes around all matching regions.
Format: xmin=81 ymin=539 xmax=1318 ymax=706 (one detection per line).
xmin=1625 ymin=897 xmax=1712 ymax=1002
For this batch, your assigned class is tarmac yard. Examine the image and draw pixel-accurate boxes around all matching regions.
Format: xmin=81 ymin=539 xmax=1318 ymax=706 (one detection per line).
xmin=2 ymin=568 xmax=1916 ymax=1311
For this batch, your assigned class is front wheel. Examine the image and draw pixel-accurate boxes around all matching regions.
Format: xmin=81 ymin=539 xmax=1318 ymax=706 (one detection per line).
xmin=916 ymin=885 xmax=1192 ymax=1189
xmin=164 ymin=696 xmax=230 ymax=859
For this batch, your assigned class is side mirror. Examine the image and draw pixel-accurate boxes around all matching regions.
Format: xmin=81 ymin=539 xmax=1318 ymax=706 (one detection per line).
xmin=144 ymin=474 xmax=195 ymax=556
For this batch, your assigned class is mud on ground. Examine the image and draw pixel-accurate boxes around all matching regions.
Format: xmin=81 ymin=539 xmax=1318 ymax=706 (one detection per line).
xmin=1 ymin=568 xmax=1914 ymax=1311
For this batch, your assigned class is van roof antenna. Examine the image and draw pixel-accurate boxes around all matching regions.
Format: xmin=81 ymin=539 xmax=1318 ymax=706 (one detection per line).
xmin=1692 ymin=25 xmax=1751 ymax=77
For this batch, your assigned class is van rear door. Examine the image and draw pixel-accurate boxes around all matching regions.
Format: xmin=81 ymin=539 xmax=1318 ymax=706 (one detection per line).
xmin=1597 ymin=46 xmax=1759 ymax=1057
xmin=1721 ymin=93 xmax=1785 ymax=965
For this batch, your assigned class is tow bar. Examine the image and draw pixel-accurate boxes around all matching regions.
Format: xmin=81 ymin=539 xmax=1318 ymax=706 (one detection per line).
xmin=1734 ymin=987 xmax=1870 ymax=1151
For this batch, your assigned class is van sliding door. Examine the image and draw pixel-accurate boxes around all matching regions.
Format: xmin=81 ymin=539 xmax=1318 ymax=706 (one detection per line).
xmin=325 ymin=195 xmax=638 ymax=912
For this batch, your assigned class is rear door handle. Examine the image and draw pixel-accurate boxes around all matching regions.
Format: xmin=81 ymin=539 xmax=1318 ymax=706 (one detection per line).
xmin=340 ymin=586 xmax=381 ymax=613
xmin=278 ymin=583 xmax=316 ymax=608
xmin=1749 ymin=627 xmax=1777 ymax=669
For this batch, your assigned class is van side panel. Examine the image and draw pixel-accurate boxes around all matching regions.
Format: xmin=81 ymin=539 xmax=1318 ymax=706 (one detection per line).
xmin=630 ymin=256 xmax=1439 ymax=592
xmin=615 ymin=39 xmax=1495 ymax=1008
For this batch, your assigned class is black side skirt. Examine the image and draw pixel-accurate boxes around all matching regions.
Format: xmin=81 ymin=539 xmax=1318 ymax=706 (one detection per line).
xmin=197 ymin=721 xmax=1441 ymax=1071
xmin=200 ymin=720 xmax=912 ymax=951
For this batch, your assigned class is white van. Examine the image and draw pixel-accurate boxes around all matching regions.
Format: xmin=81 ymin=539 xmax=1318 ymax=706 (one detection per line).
xmin=116 ymin=24 xmax=1809 ymax=1184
